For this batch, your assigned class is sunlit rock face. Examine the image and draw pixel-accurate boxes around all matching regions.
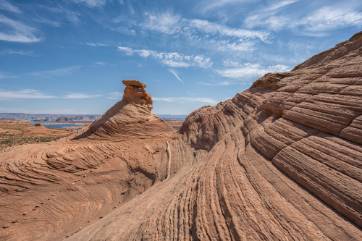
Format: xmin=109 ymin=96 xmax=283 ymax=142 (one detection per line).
xmin=122 ymin=80 xmax=153 ymax=107
xmin=0 ymin=33 xmax=362 ymax=241
xmin=74 ymin=80 xmax=169 ymax=139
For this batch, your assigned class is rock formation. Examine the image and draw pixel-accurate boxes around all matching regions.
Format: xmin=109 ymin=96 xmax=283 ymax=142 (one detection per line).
xmin=74 ymin=80 xmax=169 ymax=139
xmin=0 ymin=33 xmax=362 ymax=241
xmin=122 ymin=80 xmax=152 ymax=106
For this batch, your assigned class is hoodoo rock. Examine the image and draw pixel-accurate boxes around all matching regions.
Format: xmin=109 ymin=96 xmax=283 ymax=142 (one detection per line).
xmin=0 ymin=79 xmax=192 ymax=241
xmin=74 ymin=80 xmax=169 ymax=139
xmin=122 ymin=80 xmax=152 ymax=106
xmin=1 ymin=33 xmax=362 ymax=241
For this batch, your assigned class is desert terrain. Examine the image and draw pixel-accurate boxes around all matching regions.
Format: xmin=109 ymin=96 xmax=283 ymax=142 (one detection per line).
xmin=0 ymin=32 xmax=361 ymax=241
xmin=0 ymin=120 xmax=72 ymax=151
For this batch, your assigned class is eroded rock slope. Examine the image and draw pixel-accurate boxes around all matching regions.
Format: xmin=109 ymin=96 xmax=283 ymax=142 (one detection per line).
xmin=0 ymin=80 xmax=197 ymax=241
xmin=1 ymin=33 xmax=362 ymax=241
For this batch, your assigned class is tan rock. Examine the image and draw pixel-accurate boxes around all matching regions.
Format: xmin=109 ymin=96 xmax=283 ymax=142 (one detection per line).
xmin=122 ymin=80 xmax=152 ymax=106
xmin=0 ymin=33 xmax=362 ymax=241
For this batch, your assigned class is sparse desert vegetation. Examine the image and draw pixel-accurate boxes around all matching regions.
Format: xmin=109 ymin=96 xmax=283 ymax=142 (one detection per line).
xmin=0 ymin=120 xmax=72 ymax=151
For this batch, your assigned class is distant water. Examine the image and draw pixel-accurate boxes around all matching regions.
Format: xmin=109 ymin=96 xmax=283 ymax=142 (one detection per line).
xmin=159 ymin=115 xmax=186 ymax=120
xmin=44 ymin=123 xmax=83 ymax=129
xmin=32 ymin=122 xmax=83 ymax=129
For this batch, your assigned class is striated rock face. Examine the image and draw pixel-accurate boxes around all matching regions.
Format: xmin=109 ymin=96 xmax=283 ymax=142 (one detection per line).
xmin=74 ymin=80 xmax=168 ymax=139
xmin=1 ymin=33 xmax=362 ymax=241
xmin=68 ymin=32 xmax=361 ymax=241
xmin=0 ymin=80 xmax=196 ymax=241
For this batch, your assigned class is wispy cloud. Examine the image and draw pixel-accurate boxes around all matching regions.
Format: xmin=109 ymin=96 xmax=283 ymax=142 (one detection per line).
xmin=153 ymin=97 xmax=217 ymax=104
xmin=0 ymin=49 xmax=33 ymax=56
xmin=0 ymin=0 xmax=21 ymax=13
xmin=117 ymin=46 xmax=212 ymax=68
xmin=297 ymin=7 xmax=362 ymax=35
xmin=144 ymin=12 xmax=181 ymax=35
xmin=217 ymin=63 xmax=289 ymax=79
xmin=196 ymin=0 xmax=251 ymax=14
xmin=0 ymin=89 xmax=104 ymax=100
xmin=244 ymin=0 xmax=298 ymax=31
xmin=38 ymin=5 xmax=80 ymax=25
xmin=69 ymin=0 xmax=107 ymax=8
xmin=63 ymin=93 xmax=102 ymax=99
xmin=145 ymin=12 xmax=269 ymax=42
xmin=198 ymin=81 xmax=233 ymax=86
xmin=168 ymin=69 xmax=184 ymax=84
xmin=189 ymin=19 xmax=268 ymax=41
xmin=0 ymin=15 xmax=41 ymax=43
xmin=0 ymin=89 xmax=55 ymax=99
xmin=143 ymin=12 xmax=268 ymax=53
xmin=106 ymin=91 xmax=122 ymax=100
xmin=244 ymin=1 xmax=362 ymax=35
xmin=29 ymin=66 xmax=81 ymax=77
xmin=85 ymin=42 xmax=110 ymax=47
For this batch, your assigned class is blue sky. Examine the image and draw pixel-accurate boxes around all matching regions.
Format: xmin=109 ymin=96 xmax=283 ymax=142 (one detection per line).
xmin=0 ymin=0 xmax=361 ymax=115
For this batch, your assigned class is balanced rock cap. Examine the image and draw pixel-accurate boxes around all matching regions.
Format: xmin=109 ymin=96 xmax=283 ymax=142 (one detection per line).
xmin=122 ymin=80 xmax=152 ymax=106
xmin=122 ymin=80 xmax=146 ymax=88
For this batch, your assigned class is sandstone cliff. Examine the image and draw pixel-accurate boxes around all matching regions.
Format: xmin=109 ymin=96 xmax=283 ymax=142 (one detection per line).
xmin=0 ymin=33 xmax=362 ymax=241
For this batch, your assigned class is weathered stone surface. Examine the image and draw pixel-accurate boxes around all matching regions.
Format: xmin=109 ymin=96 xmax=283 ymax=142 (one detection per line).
xmin=74 ymin=80 xmax=167 ymax=139
xmin=0 ymin=33 xmax=362 ymax=241
xmin=122 ymin=80 xmax=152 ymax=106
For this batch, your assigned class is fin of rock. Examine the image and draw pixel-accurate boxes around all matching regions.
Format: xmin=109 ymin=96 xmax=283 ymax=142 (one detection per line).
xmin=74 ymin=80 xmax=172 ymax=139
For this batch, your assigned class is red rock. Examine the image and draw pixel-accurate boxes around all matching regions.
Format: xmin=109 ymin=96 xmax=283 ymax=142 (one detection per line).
xmin=0 ymin=33 xmax=362 ymax=241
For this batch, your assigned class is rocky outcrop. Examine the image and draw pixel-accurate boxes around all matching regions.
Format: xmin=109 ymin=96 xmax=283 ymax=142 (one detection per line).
xmin=74 ymin=80 xmax=170 ymax=139
xmin=122 ymin=80 xmax=152 ymax=106
xmin=68 ymin=32 xmax=361 ymax=241
xmin=0 ymin=80 xmax=196 ymax=241
xmin=1 ymin=33 xmax=362 ymax=241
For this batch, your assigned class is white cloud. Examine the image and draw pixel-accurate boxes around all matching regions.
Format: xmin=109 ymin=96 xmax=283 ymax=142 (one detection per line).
xmin=198 ymin=81 xmax=233 ymax=86
xmin=244 ymin=0 xmax=298 ymax=31
xmin=85 ymin=42 xmax=110 ymax=47
xmin=244 ymin=1 xmax=362 ymax=35
xmin=0 ymin=15 xmax=41 ymax=43
xmin=69 ymin=0 xmax=107 ymax=7
xmin=168 ymin=69 xmax=184 ymax=84
xmin=29 ymin=66 xmax=81 ymax=77
xmin=0 ymin=89 xmax=104 ymax=100
xmin=117 ymin=46 xmax=213 ymax=68
xmin=117 ymin=46 xmax=134 ymax=55
xmin=297 ymin=7 xmax=362 ymax=33
xmin=106 ymin=91 xmax=121 ymax=100
xmin=0 ymin=49 xmax=33 ymax=56
xmin=144 ymin=12 xmax=268 ymax=41
xmin=189 ymin=19 xmax=268 ymax=42
xmin=197 ymin=0 xmax=251 ymax=13
xmin=153 ymin=97 xmax=217 ymax=104
xmin=63 ymin=93 xmax=101 ymax=99
xmin=213 ymin=40 xmax=255 ymax=52
xmin=39 ymin=5 xmax=80 ymax=25
xmin=0 ymin=89 xmax=55 ymax=99
xmin=144 ymin=12 xmax=181 ymax=34
xmin=217 ymin=63 xmax=289 ymax=79
xmin=143 ymin=12 xmax=269 ymax=52
xmin=0 ymin=0 xmax=21 ymax=13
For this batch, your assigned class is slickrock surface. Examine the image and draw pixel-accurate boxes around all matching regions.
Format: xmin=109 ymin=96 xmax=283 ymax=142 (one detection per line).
xmin=1 ymin=33 xmax=362 ymax=241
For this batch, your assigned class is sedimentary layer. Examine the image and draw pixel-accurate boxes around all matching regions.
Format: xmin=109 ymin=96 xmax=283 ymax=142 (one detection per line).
xmin=1 ymin=33 xmax=362 ymax=241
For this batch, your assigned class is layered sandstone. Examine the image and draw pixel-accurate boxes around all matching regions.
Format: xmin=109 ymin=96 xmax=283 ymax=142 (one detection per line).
xmin=74 ymin=80 xmax=169 ymax=139
xmin=0 ymin=80 xmax=194 ymax=240
xmin=1 ymin=33 xmax=362 ymax=241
